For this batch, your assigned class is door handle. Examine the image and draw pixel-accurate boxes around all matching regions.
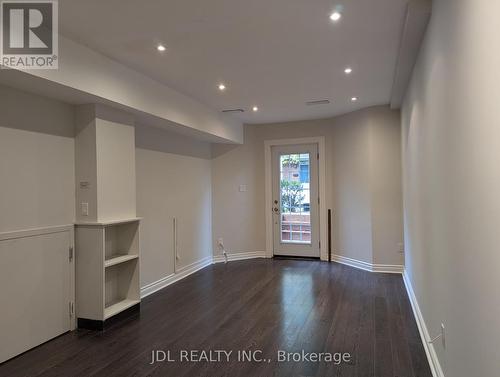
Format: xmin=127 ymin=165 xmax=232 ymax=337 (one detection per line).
xmin=273 ymin=207 xmax=280 ymax=214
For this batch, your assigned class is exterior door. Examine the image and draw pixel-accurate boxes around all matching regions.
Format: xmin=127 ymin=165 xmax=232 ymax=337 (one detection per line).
xmin=272 ymin=144 xmax=320 ymax=257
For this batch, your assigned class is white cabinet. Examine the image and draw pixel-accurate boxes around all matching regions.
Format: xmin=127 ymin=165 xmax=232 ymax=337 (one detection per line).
xmin=0 ymin=226 xmax=74 ymax=363
xmin=75 ymin=218 xmax=141 ymax=329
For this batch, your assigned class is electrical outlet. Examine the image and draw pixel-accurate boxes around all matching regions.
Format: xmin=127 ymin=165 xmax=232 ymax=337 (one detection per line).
xmin=239 ymin=185 xmax=247 ymax=192
xmin=397 ymin=242 xmax=404 ymax=254
xmin=217 ymin=238 xmax=224 ymax=248
xmin=81 ymin=202 xmax=89 ymax=216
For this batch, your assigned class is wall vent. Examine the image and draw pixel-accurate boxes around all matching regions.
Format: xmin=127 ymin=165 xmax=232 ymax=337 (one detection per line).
xmin=306 ymin=99 xmax=330 ymax=106
xmin=222 ymin=108 xmax=245 ymax=113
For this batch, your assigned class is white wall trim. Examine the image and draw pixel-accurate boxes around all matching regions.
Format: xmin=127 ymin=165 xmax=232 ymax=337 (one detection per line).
xmin=402 ymin=270 xmax=445 ymax=377
xmin=332 ymin=254 xmax=404 ymax=274
xmin=372 ymin=263 xmax=404 ymax=274
xmin=213 ymin=251 xmax=266 ymax=263
xmin=0 ymin=224 xmax=74 ymax=241
xmin=264 ymin=137 xmax=327 ymax=260
xmin=140 ymin=255 xmax=213 ymax=298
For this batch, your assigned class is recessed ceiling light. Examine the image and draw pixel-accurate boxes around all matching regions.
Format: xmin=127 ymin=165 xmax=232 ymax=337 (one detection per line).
xmin=218 ymin=83 xmax=226 ymax=91
xmin=344 ymin=67 xmax=353 ymax=74
xmin=252 ymin=106 xmax=259 ymax=112
xmin=330 ymin=12 xmax=342 ymax=21
xmin=157 ymin=44 xmax=166 ymax=52
xmin=351 ymin=97 xmax=358 ymax=102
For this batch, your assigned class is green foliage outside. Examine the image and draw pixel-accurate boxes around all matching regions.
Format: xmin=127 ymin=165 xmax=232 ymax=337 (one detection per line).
xmin=281 ymin=155 xmax=300 ymax=168
xmin=281 ymin=180 xmax=304 ymax=212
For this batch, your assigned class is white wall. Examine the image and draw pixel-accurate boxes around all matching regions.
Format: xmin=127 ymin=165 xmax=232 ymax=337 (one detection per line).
xmin=95 ymin=118 xmax=136 ymax=222
xmin=75 ymin=106 xmax=98 ymax=223
xmin=330 ymin=113 xmax=373 ymax=263
xmin=402 ymin=0 xmax=500 ymax=376
xmin=212 ymin=106 xmax=403 ymax=266
xmin=0 ymin=85 xmax=75 ymax=362
xmin=75 ymin=104 xmax=137 ymax=223
xmin=0 ymin=85 xmax=75 ymax=232
xmin=136 ymin=126 xmax=213 ymax=288
xmin=370 ymin=114 xmax=404 ymax=265
xmin=0 ymin=83 xmax=214 ymax=295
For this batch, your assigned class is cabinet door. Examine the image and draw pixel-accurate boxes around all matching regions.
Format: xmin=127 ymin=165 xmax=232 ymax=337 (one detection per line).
xmin=0 ymin=230 xmax=72 ymax=363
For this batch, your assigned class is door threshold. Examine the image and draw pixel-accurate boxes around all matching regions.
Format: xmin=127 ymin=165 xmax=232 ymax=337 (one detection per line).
xmin=273 ymin=255 xmax=320 ymax=261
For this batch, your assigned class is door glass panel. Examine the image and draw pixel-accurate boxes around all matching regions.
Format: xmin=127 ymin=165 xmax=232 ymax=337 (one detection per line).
xmin=279 ymin=153 xmax=311 ymax=244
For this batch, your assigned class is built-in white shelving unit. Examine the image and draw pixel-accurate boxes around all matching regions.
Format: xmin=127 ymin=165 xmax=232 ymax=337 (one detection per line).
xmin=104 ymin=254 xmax=138 ymax=268
xmin=75 ymin=218 xmax=141 ymax=329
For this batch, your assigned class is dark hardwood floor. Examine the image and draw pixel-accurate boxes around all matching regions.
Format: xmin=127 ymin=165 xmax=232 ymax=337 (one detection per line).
xmin=0 ymin=259 xmax=432 ymax=377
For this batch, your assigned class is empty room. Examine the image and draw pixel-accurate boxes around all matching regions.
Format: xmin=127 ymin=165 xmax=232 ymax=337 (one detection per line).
xmin=0 ymin=0 xmax=498 ymax=376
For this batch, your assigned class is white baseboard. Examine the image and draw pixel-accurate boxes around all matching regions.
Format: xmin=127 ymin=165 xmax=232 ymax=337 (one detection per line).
xmin=372 ymin=263 xmax=405 ymax=274
xmin=140 ymin=256 xmax=213 ymax=298
xmin=141 ymin=253 xmax=402 ymax=301
xmin=213 ymin=251 xmax=266 ymax=263
xmin=331 ymin=254 xmax=404 ymax=274
xmin=141 ymin=252 xmax=267 ymax=298
xmin=402 ymin=270 xmax=444 ymax=377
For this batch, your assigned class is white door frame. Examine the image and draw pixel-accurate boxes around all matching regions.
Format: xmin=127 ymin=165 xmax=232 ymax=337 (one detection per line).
xmin=264 ymin=137 xmax=327 ymax=260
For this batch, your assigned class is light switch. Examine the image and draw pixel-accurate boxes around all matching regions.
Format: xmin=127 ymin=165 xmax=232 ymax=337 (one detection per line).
xmin=239 ymin=185 xmax=247 ymax=192
xmin=81 ymin=202 xmax=89 ymax=216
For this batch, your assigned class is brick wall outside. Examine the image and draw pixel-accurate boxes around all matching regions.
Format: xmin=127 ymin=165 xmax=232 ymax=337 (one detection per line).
xmin=281 ymin=213 xmax=311 ymax=242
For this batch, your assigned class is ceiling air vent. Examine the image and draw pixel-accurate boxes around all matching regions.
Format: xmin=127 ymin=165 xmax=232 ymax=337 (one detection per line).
xmin=222 ymin=108 xmax=245 ymax=113
xmin=306 ymin=99 xmax=330 ymax=106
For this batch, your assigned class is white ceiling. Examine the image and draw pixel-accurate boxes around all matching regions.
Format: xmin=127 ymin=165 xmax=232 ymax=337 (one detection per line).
xmin=58 ymin=0 xmax=409 ymax=124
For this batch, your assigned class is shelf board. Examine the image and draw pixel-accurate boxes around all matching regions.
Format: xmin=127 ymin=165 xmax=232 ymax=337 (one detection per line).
xmin=104 ymin=299 xmax=140 ymax=320
xmin=104 ymin=254 xmax=138 ymax=268
xmin=75 ymin=217 xmax=142 ymax=227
